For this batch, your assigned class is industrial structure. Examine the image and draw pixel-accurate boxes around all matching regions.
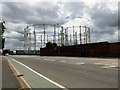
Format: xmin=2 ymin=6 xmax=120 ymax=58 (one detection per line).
xmin=23 ymin=24 xmax=91 ymax=51
xmin=11 ymin=23 xmax=120 ymax=58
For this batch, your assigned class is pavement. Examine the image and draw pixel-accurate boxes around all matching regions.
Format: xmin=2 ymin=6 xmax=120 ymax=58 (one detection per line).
xmin=1 ymin=56 xmax=20 ymax=89
xmin=6 ymin=55 xmax=119 ymax=89
xmin=0 ymin=55 xmax=2 ymax=90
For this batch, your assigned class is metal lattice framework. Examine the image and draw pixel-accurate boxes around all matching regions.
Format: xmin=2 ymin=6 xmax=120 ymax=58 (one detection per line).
xmin=24 ymin=24 xmax=91 ymax=51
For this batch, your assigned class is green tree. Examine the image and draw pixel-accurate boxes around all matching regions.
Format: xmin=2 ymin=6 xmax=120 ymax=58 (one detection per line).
xmin=46 ymin=42 xmax=57 ymax=48
xmin=0 ymin=21 xmax=5 ymax=50
xmin=52 ymin=43 xmax=57 ymax=47
xmin=46 ymin=42 xmax=53 ymax=48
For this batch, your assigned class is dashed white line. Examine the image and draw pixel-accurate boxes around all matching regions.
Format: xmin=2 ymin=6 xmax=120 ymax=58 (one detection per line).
xmin=76 ymin=62 xmax=85 ymax=65
xmin=44 ymin=59 xmax=55 ymax=61
xmin=44 ymin=59 xmax=50 ymax=61
xmin=60 ymin=61 xmax=66 ymax=63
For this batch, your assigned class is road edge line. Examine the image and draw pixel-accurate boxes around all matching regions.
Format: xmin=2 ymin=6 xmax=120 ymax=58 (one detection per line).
xmin=11 ymin=57 xmax=68 ymax=90
xmin=5 ymin=57 xmax=32 ymax=90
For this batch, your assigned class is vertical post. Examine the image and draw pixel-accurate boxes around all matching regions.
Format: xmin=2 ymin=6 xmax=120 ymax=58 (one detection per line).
xmin=73 ymin=26 xmax=74 ymax=45
xmin=75 ymin=32 xmax=77 ymax=45
xmin=84 ymin=32 xmax=85 ymax=44
xmin=58 ymin=27 xmax=60 ymax=46
xmin=88 ymin=27 xmax=91 ymax=43
xmin=33 ymin=25 xmax=36 ymax=51
xmin=70 ymin=34 xmax=72 ymax=45
xmin=41 ymin=35 xmax=42 ymax=48
xmin=53 ymin=24 xmax=56 ymax=43
xmin=83 ymin=26 xmax=86 ymax=44
xmin=65 ymin=29 xmax=67 ymax=46
xmin=61 ymin=26 xmax=64 ymax=46
xmin=65 ymin=27 xmax=68 ymax=46
xmin=43 ymin=24 xmax=46 ymax=45
xmin=27 ymin=29 xmax=29 ymax=51
xmin=47 ymin=35 xmax=48 ymax=43
xmin=29 ymin=32 xmax=31 ymax=51
xmin=85 ymin=26 xmax=87 ymax=44
xmin=79 ymin=26 xmax=82 ymax=44
xmin=24 ymin=29 xmax=26 ymax=51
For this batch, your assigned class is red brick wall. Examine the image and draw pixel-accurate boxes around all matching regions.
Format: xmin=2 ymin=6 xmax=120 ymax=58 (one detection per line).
xmin=40 ymin=42 xmax=120 ymax=57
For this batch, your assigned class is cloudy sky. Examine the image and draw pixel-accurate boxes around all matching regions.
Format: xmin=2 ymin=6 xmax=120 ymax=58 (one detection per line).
xmin=0 ymin=0 xmax=119 ymax=50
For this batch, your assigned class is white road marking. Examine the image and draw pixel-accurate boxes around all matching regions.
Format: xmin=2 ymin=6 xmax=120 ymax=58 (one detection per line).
xmin=7 ymin=59 xmax=31 ymax=89
xmin=11 ymin=58 xmax=67 ymax=89
xmin=50 ymin=59 xmax=55 ymax=61
xmin=110 ymin=66 xmax=117 ymax=68
xmin=44 ymin=59 xmax=50 ymax=61
xmin=44 ymin=59 xmax=55 ymax=61
xmin=100 ymin=66 xmax=110 ymax=69
xmin=76 ymin=62 xmax=85 ymax=65
xmin=60 ymin=61 xmax=66 ymax=63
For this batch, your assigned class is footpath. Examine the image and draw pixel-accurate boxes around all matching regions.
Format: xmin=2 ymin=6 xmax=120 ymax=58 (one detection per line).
xmin=2 ymin=56 xmax=20 ymax=90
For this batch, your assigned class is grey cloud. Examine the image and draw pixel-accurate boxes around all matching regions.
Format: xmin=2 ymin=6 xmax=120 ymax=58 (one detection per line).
xmin=63 ymin=2 xmax=86 ymax=19
xmin=89 ymin=3 xmax=118 ymax=28
xmin=2 ymin=2 xmax=65 ymax=25
xmin=87 ymin=2 xmax=118 ymax=43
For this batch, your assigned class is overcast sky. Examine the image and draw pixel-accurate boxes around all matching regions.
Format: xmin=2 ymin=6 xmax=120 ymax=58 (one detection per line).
xmin=0 ymin=0 xmax=119 ymax=50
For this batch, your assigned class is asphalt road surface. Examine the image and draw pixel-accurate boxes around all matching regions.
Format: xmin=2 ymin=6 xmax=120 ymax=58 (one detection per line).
xmin=9 ymin=55 xmax=119 ymax=89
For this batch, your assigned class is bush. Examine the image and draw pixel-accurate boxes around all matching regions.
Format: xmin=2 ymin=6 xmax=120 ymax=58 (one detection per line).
xmin=46 ymin=42 xmax=53 ymax=48
xmin=46 ymin=42 xmax=57 ymax=48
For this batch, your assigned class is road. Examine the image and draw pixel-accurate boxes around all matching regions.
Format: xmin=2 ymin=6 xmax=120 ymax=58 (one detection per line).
xmin=6 ymin=55 xmax=119 ymax=89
